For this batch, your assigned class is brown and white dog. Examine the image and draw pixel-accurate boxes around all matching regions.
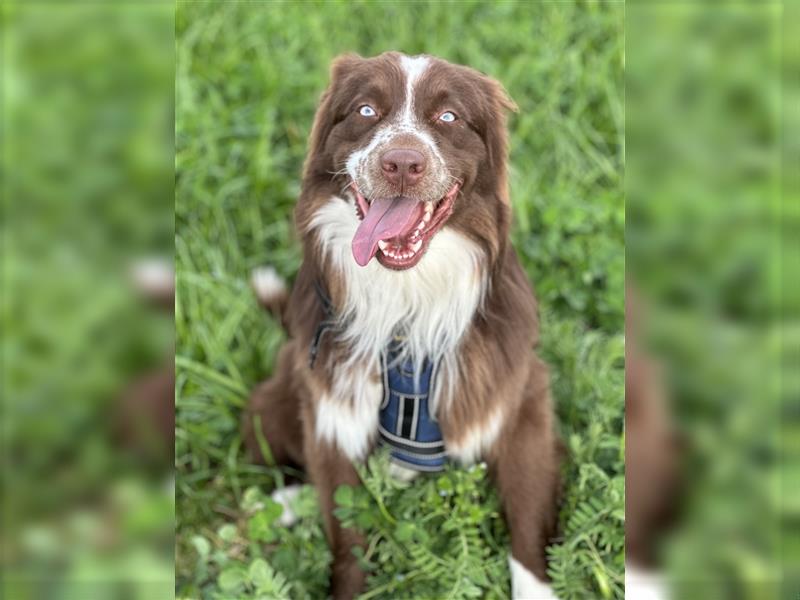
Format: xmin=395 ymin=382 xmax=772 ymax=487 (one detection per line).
xmin=243 ymin=52 xmax=560 ymax=599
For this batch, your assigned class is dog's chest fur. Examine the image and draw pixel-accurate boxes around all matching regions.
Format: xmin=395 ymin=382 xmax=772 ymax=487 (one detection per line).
xmin=310 ymin=196 xmax=501 ymax=465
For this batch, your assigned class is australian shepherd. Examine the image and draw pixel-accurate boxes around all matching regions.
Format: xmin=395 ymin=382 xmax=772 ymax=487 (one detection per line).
xmin=243 ymin=51 xmax=560 ymax=599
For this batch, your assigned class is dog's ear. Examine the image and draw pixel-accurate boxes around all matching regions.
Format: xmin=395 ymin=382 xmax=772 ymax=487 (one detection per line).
xmin=481 ymin=75 xmax=517 ymax=205
xmin=486 ymin=76 xmax=518 ymax=115
xmin=303 ymin=53 xmax=363 ymax=179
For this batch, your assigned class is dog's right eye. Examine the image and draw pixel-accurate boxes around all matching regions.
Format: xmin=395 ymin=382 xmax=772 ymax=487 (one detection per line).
xmin=358 ymin=105 xmax=377 ymax=118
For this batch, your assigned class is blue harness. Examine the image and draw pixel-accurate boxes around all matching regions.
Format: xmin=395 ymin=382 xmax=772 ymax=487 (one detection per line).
xmin=377 ymin=340 xmax=447 ymax=472
xmin=310 ymin=283 xmax=448 ymax=473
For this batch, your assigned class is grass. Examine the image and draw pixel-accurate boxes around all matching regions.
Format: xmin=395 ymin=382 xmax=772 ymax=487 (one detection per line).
xmin=2 ymin=4 xmax=175 ymax=598
xmin=176 ymin=2 xmax=624 ymax=598
xmin=626 ymin=6 xmax=791 ymax=597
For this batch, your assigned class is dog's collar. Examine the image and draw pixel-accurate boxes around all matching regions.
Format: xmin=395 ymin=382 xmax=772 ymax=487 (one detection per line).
xmin=309 ymin=281 xmax=448 ymax=472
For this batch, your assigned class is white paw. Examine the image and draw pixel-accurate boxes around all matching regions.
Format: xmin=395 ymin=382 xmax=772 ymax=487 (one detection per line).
xmin=387 ymin=461 xmax=420 ymax=483
xmin=250 ymin=266 xmax=286 ymax=303
xmin=270 ymin=484 xmax=304 ymax=527
xmin=131 ymin=258 xmax=173 ymax=297
xmin=625 ymin=562 xmax=669 ymax=600
xmin=509 ymin=556 xmax=557 ymax=599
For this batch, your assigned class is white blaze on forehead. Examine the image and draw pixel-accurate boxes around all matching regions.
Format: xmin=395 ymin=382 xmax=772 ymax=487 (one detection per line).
xmin=400 ymin=54 xmax=431 ymax=86
xmin=398 ymin=55 xmax=431 ymax=125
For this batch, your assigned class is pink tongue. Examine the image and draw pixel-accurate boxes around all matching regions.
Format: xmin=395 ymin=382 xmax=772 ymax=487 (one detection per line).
xmin=351 ymin=196 xmax=421 ymax=266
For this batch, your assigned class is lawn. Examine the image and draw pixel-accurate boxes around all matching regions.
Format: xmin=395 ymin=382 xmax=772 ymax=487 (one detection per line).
xmin=2 ymin=5 xmax=175 ymax=600
xmin=175 ymin=2 xmax=624 ymax=598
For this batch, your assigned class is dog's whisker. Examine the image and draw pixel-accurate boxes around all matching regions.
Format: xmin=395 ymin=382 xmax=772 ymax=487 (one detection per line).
xmin=327 ymin=168 xmax=350 ymax=182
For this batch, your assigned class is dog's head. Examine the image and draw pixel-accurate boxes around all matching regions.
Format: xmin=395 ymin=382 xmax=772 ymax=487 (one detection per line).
xmin=300 ymin=52 xmax=517 ymax=270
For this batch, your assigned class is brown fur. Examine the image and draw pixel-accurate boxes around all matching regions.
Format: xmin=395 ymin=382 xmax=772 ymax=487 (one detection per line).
xmin=242 ymin=52 xmax=560 ymax=598
xmin=625 ymin=285 xmax=682 ymax=568
xmin=115 ymin=264 xmax=175 ymax=470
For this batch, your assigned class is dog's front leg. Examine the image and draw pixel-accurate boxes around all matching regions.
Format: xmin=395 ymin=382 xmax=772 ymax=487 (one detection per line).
xmin=489 ymin=385 xmax=561 ymax=598
xmin=302 ymin=420 xmax=366 ymax=599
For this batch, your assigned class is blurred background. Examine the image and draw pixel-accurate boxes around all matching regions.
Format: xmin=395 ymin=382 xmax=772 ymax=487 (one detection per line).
xmin=2 ymin=1 xmax=797 ymax=599
xmin=626 ymin=2 xmax=798 ymax=599
xmin=1 ymin=3 xmax=174 ymax=599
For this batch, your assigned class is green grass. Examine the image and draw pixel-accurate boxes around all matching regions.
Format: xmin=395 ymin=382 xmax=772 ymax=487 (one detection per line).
xmin=176 ymin=2 xmax=624 ymax=598
xmin=627 ymin=6 xmax=790 ymax=598
xmin=2 ymin=5 xmax=175 ymax=598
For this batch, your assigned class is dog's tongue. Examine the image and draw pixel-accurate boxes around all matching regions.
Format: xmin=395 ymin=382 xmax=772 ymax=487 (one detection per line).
xmin=352 ymin=196 xmax=420 ymax=266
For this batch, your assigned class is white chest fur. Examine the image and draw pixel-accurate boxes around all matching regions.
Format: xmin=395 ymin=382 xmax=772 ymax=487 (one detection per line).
xmin=315 ymin=367 xmax=382 ymax=461
xmin=310 ymin=196 xmax=488 ymax=462
xmin=315 ymin=367 xmax=505 ymax=468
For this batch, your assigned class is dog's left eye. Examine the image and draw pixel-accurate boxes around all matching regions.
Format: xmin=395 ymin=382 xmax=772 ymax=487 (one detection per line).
xmin=358 ymin=105 xmax=377 ymax=117
xmin=438 ymin=111 xmax=457 ymax=123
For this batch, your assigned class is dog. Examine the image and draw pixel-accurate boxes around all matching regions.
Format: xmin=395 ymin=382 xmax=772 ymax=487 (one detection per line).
xmin=243 ymin=52 xmax=560 ymax=600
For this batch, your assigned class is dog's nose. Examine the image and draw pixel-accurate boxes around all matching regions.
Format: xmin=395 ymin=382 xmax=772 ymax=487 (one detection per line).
xmin=380 ymin=148 xmax=426 ymax=189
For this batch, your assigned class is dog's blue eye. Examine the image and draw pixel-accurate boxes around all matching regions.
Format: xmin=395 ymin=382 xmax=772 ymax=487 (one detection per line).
xmin=358 ymin=105 xmax=377 ymax=117
xmin=439 ymin=111 xmax=457 ymax=123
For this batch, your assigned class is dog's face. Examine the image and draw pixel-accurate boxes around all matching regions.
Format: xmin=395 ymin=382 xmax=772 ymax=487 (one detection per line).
xmin=302 ymin=52 xmax=516 ymax=270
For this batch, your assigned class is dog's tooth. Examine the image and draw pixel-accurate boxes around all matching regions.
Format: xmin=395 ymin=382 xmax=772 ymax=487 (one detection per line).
xmin=378 ymin=240 xmax=389 ymax=252
xmin=411 ymin=240 xmax=422 ymax=253
xmin=424 ymin=201 xmax=433 ymax=214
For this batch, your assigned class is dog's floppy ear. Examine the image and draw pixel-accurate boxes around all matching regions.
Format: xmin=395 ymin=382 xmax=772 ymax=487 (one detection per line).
xmin=487 ymin=76 xmax=518 ymax=115
xmin=481 ymin=75 xmax=517 ymax=204
xmin=303 ymin=53 xmax=363 ymax=179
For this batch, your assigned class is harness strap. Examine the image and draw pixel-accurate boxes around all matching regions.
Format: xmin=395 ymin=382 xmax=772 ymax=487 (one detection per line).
xmin=378 ymin=346 xmax=447 ymax=472
xmin=309 ymin=280 xmax=338 ymax=369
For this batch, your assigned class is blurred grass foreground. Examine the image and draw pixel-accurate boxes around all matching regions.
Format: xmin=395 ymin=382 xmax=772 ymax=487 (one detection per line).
xmin=2 ymin=4 xmax=175 ymax=599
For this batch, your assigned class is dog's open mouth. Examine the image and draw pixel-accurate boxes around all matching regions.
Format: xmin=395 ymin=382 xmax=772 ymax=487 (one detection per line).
xmin=350 ymin=181 xmax=460 ymax=269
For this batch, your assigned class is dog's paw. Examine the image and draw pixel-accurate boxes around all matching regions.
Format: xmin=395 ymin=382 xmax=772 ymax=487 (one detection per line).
xmin=509 ymin=557 xmax=558 ymax=599
xmin=625 ymin=562 xmax=669 ymax=600
xmin=131 ymin=258 xmax=174 ymax=302
xmin=387 ymin=461 xmax=420 ymax=483
xmin=251 ymin=266 xmax=287 ymax=304
xmin=270 ymin=484 xmax=304 ymax=527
